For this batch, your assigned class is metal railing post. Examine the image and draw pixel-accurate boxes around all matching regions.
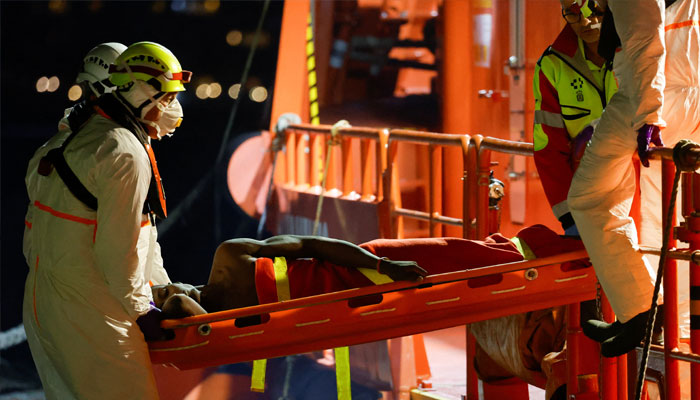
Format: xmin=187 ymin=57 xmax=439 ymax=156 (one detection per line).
xmin=662 ymin=159 xmax=681 ymax=400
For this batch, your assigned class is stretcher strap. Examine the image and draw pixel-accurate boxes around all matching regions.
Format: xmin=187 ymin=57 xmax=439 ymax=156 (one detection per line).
xmin=334 ymin=346 xmax=351 ymax=400
xmin=511 ymin=237 xmax=536 ymax=260
xmin=273 ymin=257 xmax=291 ymax=302
xmin=250 ymin=257 xmax=290 ymax=393
xmin=250 ymin=359 xmax=267 ymax=392
xmin=357 ymin=267 xmax=394 ymax=285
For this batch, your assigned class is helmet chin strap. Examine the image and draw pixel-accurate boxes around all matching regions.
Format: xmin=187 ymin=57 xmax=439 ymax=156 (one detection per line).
xmin=119 ymin=62 xmax=169 ymax=132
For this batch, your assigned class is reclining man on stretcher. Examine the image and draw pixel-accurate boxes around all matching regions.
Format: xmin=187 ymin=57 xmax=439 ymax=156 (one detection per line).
xmin=153 ymin=225 xmax=586 ymax=399
xmin=152 ymin=225 xmax=585 ymax=319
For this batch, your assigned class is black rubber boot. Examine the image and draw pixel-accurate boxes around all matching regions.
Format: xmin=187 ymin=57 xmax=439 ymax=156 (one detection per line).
xmin=582 ymin=319 xmax=623 ymax=342
xmin=600 ymin=310 xmax=649 ymax=358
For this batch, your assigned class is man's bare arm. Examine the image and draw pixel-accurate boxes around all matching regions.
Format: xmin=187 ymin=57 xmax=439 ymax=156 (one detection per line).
xmin=229 ymin=235 xmax=427 ymax=281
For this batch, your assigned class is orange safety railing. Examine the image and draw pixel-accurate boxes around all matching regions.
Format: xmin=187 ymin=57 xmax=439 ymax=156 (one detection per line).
xmin=280 ymin=124 xmax=388 ymax=201
xmin=278 ymin=124 xmax=533 ymax=241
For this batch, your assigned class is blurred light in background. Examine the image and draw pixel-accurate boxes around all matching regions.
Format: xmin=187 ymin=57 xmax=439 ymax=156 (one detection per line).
xmin=243 ymin=32 xmax=271 ymax=48
xmin=152 ymin=0 xmax=166 ymax=13
xmin=195 ymin=82 xmax=223 ymax=99
xmin=47 ymin=76 xmax=60 ymax=92
xmin=208 ymin=82 xmax=222 ymax=98
xmin=228 ymin=83 xmax=241 ymax=99
xmin=196 ymin=83 xmax=209 ymax=99
xmin=226 ymin=30 xmax=243 ymax=46
xmin=171 ymin=0 xmax=187 ymax=12
xmin=36 ymin=77 xmax=49 ymax=93
xmin=68 ymin=84 xmax=82 ymax=101
xmin=48 ymin=0 xmax=67 ymax=13
xmin=88 ymin=0 xmax=102 ymax=12
xmin=203 ymin=0 xmax=220 ymax=13
xmin=249 ymin=86 xmax=267 ymax=102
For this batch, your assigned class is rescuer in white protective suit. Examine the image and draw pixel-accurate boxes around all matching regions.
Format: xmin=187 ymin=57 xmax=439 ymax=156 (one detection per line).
xmin=568 ymin=0 xmax=699 ymax=357
xmin=22 ymin=41 xmax=190 ymax=399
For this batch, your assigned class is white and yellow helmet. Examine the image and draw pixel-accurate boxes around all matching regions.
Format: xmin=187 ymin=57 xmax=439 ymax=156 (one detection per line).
xmin=108 ymin=41 xmax=191 ymax=93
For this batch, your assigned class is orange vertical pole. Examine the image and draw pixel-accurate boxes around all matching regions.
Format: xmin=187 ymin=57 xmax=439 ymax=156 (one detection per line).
xmin=617 ymin=353 xmax=628 ymax=400
xmin=377 ymin=130 xmax=391 ymax=238
xmin=567 ymin=303 xmax=581 ymax=399
xmin=269 ymin=0 xmax=310 ymax=132
xmin=662 ymin=159 xmax=681 ymax=400
xmin=429 ymin=144 xmax=443 ymax=237
xmin=269 ymin=0 xmax=309 ymax=189
xmin=465 ymin=136 xmax=480 ymax=240
xmin=383 ymin=140 xmax=402 ymax=239
xmin=476 ymin=147 xmax=491 ymax=239
xmin=360 ymin=138 xmax=374 ymax=201
xmin=285 ymin=133 xmax=296 ymax=185
xmin=688 ymin=172 xmax=700 ymax=400
xmin=342 ymin=137 xmax=353 ymax=197
xmin=377 ymin=129 xmax=389 ymax=201
xmin=326 ymin=139 xmax=340 ymax=192
xmin=311 ymin=135 xmax=323 ymax=188
xmin=683 ymin=177 xmax=700 ymax=400
xmin=442 ymin=0 xmax=472 ymax=238
xmin=391 ymin=145 xmax=404 ymax=239
xmin=297 ymin=133 xmax=309 ymax=188
xmin=466 ymin=328 xmax=478 ymax=400
xmin=600 ymin=291 xmax=618 ymax=400
xmin=461 ymin=135 xmax=471 ymax=239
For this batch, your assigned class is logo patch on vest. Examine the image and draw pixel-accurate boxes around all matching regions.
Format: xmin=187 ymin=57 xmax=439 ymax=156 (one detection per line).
xmin=571 ymin=78 xmax=584 ymax=102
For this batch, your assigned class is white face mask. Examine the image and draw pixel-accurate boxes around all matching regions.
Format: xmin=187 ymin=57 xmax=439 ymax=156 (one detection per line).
xmin=156 ymin=98 xmax=183 ymax=139
xmin=138 ymin=98 xmax=183 ymax=140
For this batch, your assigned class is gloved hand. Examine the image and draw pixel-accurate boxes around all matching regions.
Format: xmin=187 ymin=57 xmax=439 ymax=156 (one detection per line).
xmin=571 ymin=124 xmax=595 ymax=169
xmin=136 ymin=304 xmax=167 ymax=341
xmin=636 ymin=124 xmax=663 ymax=168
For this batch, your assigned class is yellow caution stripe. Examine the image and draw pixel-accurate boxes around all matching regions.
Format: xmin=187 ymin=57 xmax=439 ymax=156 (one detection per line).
xmin=335 ymin=346 xmax=351 ymax=400
xmin=251 ymin=359 xmax=267 ymax=392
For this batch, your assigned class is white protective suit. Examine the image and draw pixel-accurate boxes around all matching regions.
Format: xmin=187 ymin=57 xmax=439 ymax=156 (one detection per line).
xmin=22 ymin=106 xmax=170 ymax=399
xmin=568 ymin=0 xmax=700 ymax=323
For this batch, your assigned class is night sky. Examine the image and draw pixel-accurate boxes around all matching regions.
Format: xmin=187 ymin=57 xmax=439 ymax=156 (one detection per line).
xmin=1 ymin=0 xmax=284 ymax=334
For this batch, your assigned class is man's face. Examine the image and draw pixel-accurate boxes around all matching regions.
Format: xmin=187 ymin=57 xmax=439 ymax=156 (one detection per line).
xmin=561 ymin=0 xmax=604 ymax=44
xmin=151 ymin=283 xmax=201 ymax=309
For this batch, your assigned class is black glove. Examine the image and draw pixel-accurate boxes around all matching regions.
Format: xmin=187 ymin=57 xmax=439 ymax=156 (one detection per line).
xmin=136 ymin=305 xmax=167 ymax=341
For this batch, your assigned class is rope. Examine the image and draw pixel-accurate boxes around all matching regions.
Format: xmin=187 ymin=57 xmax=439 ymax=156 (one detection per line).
xmin=0 ymin=323 xmax=27 ymax=350
xmin=634 ymin=165 xmax=682 ymax=400
xmin=312 ymin=120 xmax=350 ymax=235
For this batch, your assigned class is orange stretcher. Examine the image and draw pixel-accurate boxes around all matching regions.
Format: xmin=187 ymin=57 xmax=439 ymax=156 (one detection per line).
xmin=149 ymin=249 xmax=593 ymax=370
